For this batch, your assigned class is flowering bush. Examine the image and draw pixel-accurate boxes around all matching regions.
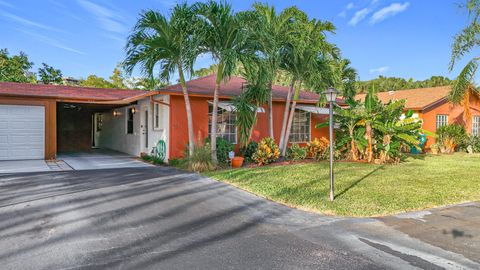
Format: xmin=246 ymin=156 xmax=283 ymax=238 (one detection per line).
xmin=252 ymin=137 xmax=280 ymax=165
xmin=306 ymin=138 xmax=329 ymax=160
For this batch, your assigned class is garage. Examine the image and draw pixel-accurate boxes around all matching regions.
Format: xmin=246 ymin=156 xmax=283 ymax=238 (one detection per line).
xmin=0 ymin=104 xmax=45 ymax=160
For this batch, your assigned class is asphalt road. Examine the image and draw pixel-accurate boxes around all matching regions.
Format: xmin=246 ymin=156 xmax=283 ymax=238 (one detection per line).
xmin=0 ymin=167 xmax=478 ymax=270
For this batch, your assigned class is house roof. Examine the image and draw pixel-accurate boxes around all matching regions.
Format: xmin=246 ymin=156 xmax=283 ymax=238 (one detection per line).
xmin=355 ymin=86 xmax=451 ymax=110
xmin=0 ymin=82 xmax=154 ymax=104
xmin=160 ymin=74 xmax=339 ymax=104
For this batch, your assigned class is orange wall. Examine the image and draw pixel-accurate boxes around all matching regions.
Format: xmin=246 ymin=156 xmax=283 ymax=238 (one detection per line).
xmin=169 ymin=95 xmax=329 ymax=159
xmin=420 ymin=94 xmax=480 ymax=147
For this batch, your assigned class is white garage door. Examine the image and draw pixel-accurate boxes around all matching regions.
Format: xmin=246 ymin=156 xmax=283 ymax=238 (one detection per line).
xmin=0 ymin=105 xmax=45 ymax=160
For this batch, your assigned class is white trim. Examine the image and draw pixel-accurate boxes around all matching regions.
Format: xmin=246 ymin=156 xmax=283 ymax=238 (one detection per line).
xmin=207 ymin=101 xmax=265 ymax=113
xmin=296 ymin=105 xmax=329 ymax=115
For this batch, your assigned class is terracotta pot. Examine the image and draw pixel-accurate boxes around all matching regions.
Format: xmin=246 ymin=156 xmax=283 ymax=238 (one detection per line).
xmin=231 ymin=157 xmax=244 ymax=168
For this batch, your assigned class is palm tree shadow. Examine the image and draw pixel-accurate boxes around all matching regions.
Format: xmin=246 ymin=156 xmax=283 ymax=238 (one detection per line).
xmin=335 ymin=165 xmax=384 ymax=199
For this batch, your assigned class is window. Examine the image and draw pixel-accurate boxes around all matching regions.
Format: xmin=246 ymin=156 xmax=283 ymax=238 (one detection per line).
xmin=289 ymin=109 xmax=311 ymax=143
xmin=154 ymin=103 xmax=160 ymax=129
xmin=127 ymin=107 xmax=134 ymax=134
xmin=96 ymin=114 xmax=103 ymax=132
xmin=473 ymin=116 xmax=480 ymax=136
xmin=208 ymin=103 xmax=237 ymax=144
xmin=436 ymin=114 xmax=448 ymax=130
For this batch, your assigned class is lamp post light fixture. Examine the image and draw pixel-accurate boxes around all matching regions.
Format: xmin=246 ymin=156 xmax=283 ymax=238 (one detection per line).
xmin=324 ymin=87 xmax=338 ymax=202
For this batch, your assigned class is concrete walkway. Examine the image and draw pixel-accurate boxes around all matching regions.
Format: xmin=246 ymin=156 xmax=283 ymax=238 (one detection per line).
xmin=0 ymin=167 xmax=478 ymax=269
xmin=58 ymin=149 xmax=153 ymax=171
xmin=0 ymin=149 xmax=152 ymax=174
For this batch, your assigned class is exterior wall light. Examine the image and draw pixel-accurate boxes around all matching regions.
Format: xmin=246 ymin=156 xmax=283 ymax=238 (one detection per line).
xmin=113 ymin=110 xmax=119 ymax=117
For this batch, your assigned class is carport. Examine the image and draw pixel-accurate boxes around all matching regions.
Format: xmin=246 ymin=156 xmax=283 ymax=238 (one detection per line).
xmin=0 ymin=82 xmax=156 ymax=162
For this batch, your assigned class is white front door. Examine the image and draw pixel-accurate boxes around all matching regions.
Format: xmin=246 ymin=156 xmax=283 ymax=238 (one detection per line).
xmin=141 ymin=109 xmax=149 ymax=154
xmin=0 ymin=105 xmax=45 ymax=160
xmin=92 ymin=113 xmax=103 ymax=148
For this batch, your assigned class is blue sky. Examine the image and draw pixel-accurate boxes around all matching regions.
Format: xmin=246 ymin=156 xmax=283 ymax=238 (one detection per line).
xmin=0 ymin=0 xmax=473 ymax=81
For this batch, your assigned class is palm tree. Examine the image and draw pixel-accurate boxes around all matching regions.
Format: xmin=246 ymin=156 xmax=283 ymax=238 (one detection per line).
xmin=246 ymin=3 xmax=296 ymax=138
xmin=279 ymin=16 xmax=337 ymax=155
xmin=450 ymin=0 xmax=480 ymax=122
xmin=124 ymin=4 xmax=200 ymax=157
xmin=192 ymin=0 xmax=249 ymax=165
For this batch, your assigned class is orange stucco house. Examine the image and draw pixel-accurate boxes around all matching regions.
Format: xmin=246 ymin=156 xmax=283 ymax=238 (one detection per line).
xmin=0 ymin=74 xmax=333 ymax=161
xmin=356 ymin=86 xmax=480 ymax=147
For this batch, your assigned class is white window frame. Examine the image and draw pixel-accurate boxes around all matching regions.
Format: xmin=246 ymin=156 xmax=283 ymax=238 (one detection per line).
xmin=289 ymin=109 xmax=311 ymax=143
xmin=436 ymin=114 xmax=448 ymax=130
xmin=473 ymin=116 xmax=480 ymax=136
xmin=153 ymin=103 xmax=161 ymax=130
xmin=208 ymin=103 xmax=237 ymax=144
xmin=126 ymin=107 xmax=135 ymax=134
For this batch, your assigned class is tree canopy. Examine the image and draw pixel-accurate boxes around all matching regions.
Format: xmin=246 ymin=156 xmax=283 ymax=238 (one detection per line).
xmin=0 ymin=49 xmax=35 ymax=83
xmin=38 ymin=63 xmax=63 ymax=84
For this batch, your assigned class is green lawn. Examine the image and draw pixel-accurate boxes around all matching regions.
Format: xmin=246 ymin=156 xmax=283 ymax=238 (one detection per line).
xmin=205 ymin=153 xmax=480 ymax=217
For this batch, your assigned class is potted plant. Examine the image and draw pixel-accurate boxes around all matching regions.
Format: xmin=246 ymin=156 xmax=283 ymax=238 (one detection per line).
xmin=231 ymin=156 xmax=244 ymax=168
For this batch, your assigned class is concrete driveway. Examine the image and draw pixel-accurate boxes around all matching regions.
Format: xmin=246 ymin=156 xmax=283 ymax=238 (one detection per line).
xmin=0 ymin=167 xmax=478 ymax=270
xmin=57 ymin=149 xmax=153 ymax=170
xmin=0 ymin=149 xmax=152 ymax=174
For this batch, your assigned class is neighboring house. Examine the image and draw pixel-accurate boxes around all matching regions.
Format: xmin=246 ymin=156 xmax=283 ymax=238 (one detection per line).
xmin=0 ymin=74 xmax=334 ymax=161
xmin=356 ymin=86 xmax=480 ymax=147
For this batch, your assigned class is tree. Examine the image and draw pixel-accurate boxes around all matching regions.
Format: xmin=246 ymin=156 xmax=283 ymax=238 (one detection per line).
xmin=109 ymin=66 xmax=128 ymax=89
xmin=232 ymin=60 xmax=270 ymax=147
xmin=279 ymin=13 xmax=337 ymax=155
xmin=356 ymin=76 xmax=452 ymax=94
xmin=125 ymin=4 xmax=201 ymax=157
xmin=449 ymin=0 xmax=480 ymax=123
xmin=246 ymin=3 xmax=297 ymax=139
xmin=38 ymin=63 xmax=63 ymax=84
xmin=0 ymin=48 xmax=35 ymax=83
xmin=192 ymin=0 xmax=249 ymax=165
xmin=79 ymin=75 xmax=114 ymax=88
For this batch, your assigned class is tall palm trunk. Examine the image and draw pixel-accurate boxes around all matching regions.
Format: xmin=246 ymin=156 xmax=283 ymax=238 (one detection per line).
xmin=279 ymin=80 xmax=295 ymax=153
xmin=178 ymin=66 xmax=194 ymax=157
xmin=268 ymin=81 xmax=274 ymax=138
xmin=210 ymin=64 xmax=224 ymax=165
xmin=282 ymin=81 xmax=300 ymax=156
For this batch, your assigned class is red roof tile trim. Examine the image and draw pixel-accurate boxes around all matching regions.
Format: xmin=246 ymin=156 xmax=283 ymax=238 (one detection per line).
xmin=355 ymin=86 xmax=451 ymax=110
xmin=160 ymin=74 xmax=341 ymax=104
xmin=0 ymin=82 xmax=152 ymax=103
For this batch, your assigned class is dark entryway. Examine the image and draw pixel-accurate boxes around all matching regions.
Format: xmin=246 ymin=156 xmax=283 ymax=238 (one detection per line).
xmin=56 ymin=103 xmax=117 ymax=153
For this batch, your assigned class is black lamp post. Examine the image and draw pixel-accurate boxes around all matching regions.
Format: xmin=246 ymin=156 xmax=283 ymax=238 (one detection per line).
xmin=324 ymin=87 xmax=338 ymax=202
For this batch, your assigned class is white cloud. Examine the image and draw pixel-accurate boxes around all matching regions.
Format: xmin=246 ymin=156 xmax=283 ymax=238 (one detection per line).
xmin=0 ymin=11 xmax=63 ymax=32
xmin=19 ymin=30 xmax=86 ymax=55
xmin=77 ymin=0 xmax=126 ymax=33
xmin=338 ymin=3 xmax=355 ymax=18
xmin=348 ymin=8 xmax=370 ymax=26
xmin=369 ymin=66 xmax=390 ymax=74
xmin=370 ymin=2 xmax=410 ymax=24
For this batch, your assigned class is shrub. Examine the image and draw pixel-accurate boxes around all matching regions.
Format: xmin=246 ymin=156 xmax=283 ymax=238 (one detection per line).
xmin=240 ymin=141 xmax=258 ymax=162
xmin=204 ymin=137 xmax=234 ymax=164
xmin=436 ymin=124 xmax=468 ymax=153
xmin=252 ymin=137 xmax=280 ymax=165
xmin=287 ymin=143 xmax=307 ymax=161
xmin=465 ymin=135 xmax=480 ymax=153
xmin=306 ymin=138 xmax=329 ymax=160
xmin=141 ymin=154 xmax=164 ymax=165
xmin=185 ymin=143 xmax=216 ymax=172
